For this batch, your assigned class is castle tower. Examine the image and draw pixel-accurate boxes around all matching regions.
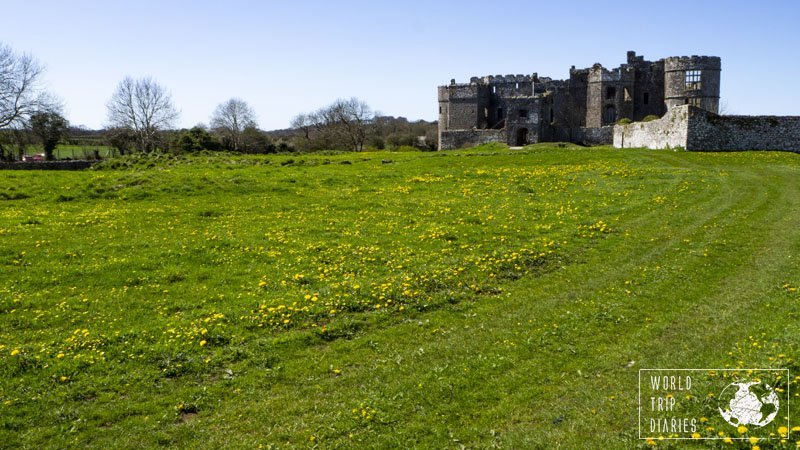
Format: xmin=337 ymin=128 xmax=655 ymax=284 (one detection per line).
xmin=664 ymin=56 xmax=721 ymax=113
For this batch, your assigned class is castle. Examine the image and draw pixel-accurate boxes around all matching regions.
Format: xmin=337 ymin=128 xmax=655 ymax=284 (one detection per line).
xmin=437 ymin=51 xmax=722 ymax=149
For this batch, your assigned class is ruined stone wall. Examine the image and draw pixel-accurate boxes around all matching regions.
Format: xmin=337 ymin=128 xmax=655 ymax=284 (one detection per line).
xmin=613 ymin=106 xmax=800 ymax=152
xmin=664 ymin=56 xmax=721 ymax=113
xmin=438 ymin=84 xmax=490 ymax=130
xmin=574 ymin=126 xmax=613 ymax=146
xmin=502 ymin=97 xmax=540 ymax=146
xmin=632 ymin=59 xmax=666 ymax=120
xmin=0 ymin=160 xmax=98 ymax=170
xmin=439 ymin=129 xmax=506 ymax=150
xmin=613 ymin=106 xmax=690 ymax=149
xmin=687 ymin=112 xmax=800 ymax=152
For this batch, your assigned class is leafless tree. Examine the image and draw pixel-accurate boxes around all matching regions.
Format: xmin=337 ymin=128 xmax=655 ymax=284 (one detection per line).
xmin=330 ymin=98 xmax=373 ymax=151
xmin=106 ymin=76 xmax=179 ymax=153
xmin=0 ymin=42 xmax=46 ymax=129
xmin=210 ymin=98 xmax=257 ymax=152
xmin=291 ymin=98 xmax=375 ymax=152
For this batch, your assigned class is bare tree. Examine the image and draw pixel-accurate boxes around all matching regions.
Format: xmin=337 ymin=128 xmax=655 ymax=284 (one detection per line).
xmin=0 ymin=42 xmax=46 ymax=129
xmin=106 ymin=76 xmax=179 ymax=153
xmin=210 ymin=98 xmax=257 ymax=152
xmin=290 ymin=98 xmax=375 ymax=152
xmin=330 ymin=98 xmax=373 ymax=152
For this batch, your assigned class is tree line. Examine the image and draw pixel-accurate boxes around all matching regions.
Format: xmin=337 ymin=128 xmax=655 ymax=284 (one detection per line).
xmin=0 ymin=42 xmax=437 ymax=161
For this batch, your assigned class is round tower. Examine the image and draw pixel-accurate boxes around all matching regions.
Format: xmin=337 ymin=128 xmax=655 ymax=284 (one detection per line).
xmin=664 ymin=56 xmax=721 ymax=113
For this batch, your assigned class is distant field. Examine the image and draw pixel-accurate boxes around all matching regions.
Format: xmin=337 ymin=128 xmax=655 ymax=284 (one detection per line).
xmin=22 ymin=144 xmax=115 ymax=159
xmin=1 ymin=145 xmax=799 ymax=448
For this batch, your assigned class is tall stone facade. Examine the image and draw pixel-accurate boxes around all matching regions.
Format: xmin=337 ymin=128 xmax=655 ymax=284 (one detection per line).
xmin=438 ymin=51 xmax=721 ymax=150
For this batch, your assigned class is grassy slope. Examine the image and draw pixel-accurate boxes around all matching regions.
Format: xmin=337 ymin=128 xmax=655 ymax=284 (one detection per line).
xmin=1 ymin=146 xmax=799 ymax=448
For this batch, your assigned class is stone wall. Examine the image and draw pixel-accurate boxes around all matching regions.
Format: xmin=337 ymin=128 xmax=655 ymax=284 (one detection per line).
xmin=439 ymin=129 xmax=505 ymax=150
xmin=613 ymin=105 xmax=800 ymax=152
xmin=0 ymin=160 xmax=98 ymax=170
xmin=574 ymin=126 xmax=614 ymax=146
xmin=613 ymin=106 xmax=690 ymax=149
xmin=687 ymin=112 xmax=800 ymax=152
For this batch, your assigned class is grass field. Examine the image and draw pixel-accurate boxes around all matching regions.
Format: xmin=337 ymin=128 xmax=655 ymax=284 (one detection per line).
xmin=21 ymin=144 xmax=115 ymax=160
xmin=1 ymin=145 xmax=799 ymax=448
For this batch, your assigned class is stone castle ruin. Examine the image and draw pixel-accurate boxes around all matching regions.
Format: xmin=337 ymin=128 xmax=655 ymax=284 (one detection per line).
xmin=438 ymin=51 xmax=800 ymax=152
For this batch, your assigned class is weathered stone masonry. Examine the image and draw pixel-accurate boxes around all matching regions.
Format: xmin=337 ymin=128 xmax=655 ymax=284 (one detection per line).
xmin=438 ymin=51 xmax=721 ymax=150
xmin=614 ymin=106 xmax=800 ymax=153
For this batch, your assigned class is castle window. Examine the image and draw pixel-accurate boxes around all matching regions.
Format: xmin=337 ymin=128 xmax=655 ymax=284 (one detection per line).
xmin=519 ymin=109 xmax=528 ymax=118
xmin=439 ymin=106 xmax=442 ymax=114
xmin=687 ymin=98 xmax=701 ymax=107
xmin=549 ymin=108 xmax=554 ymax=123
xmin=515 ymin=82 xmax=519 ymax=90
xmin=643 ymin=92 xmax=650 ymax=105
xmin=685 ymin=70 xmax=702 ymax=90
xmin=497 ymin=108 xmax=504 ymax=119
xmin=624 ymin=88 xmax=631 ymax=101
xmin=493 ymin=86 xmax=497 ymax=94
xmin=606 ymin=87 xmax=616 ymax=100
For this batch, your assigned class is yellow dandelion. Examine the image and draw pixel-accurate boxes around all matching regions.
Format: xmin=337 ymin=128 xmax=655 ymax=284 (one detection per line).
xmin=749 ymin=436 xmax=759 ymax=444
xmin=10 ymin=349 xmax=20 ymax=356
xmin=199 ymin=340 xmax=207 ymax=347
xmin=779 ymin=426 xmax=788 ymax=437
xmin=723 ymin=437 xmax=732 ymax=444
xmin=691 ymin=432 xmax=701 ymax=439
xmin=738 ymin=425 xmax=748 ymax=434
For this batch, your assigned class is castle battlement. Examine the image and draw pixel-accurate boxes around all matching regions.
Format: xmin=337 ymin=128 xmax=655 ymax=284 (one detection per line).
xmin=438 ymin=51 xmax=721 ymax=149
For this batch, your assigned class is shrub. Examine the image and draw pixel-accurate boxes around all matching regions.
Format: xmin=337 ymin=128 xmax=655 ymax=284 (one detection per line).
xmin=642 ymin=115 xmax=660 ymax=122
xmin=616 ymin=118 xmax=633 ymax=125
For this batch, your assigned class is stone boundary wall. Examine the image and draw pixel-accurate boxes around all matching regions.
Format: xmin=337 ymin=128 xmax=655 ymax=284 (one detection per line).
xmin=614 ymin=105 xmax=800 ymax=152
xmin=0 ymin=160 xmax=98 ymax=170
xmin=574 ymin=126 xmax=613 ymax=146
xmin=613 ymin=106 xmax=690 ymax=149
xmin=687 ymin=113 xmax=800 ymax=152
xmin=439 ymin=129 xmax=505 ymax=150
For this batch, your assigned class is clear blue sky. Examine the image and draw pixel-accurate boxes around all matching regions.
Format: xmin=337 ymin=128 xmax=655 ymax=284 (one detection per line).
xmin=3 ymin=0 xmax=799 ymax=130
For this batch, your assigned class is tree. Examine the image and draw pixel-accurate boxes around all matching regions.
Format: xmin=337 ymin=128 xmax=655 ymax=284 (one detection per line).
xmin=30 ymin=111 xmax=68 ymax=160
xmin=329 ymin=98 xmax=373 ymax=152
xmin=106 ymin=76 xmax=179 ymax=153
xmin=0 ymin=43 xmax=46 ymax=130
xmin=210 ymin=98 xmax=257 ymax=152
xmin=171 ymin=126 xmax=222 ymax=153
xmin=290 ymin=98 xmax=375 ymax=152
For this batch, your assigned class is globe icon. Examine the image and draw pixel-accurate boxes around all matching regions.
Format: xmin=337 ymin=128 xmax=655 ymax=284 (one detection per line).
xmin=718 ymin=381 xmax=780 ymax=427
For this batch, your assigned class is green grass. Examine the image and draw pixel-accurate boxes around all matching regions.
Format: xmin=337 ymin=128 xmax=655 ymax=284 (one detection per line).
xmin=1 ymin=145 xmax=799 ymax=448
xmin=22 ymin=144 xmax=115 ymax=159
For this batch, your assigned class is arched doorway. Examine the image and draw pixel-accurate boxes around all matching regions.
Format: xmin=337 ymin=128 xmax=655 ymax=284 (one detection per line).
xmin=516 ymin=128 xmax=529 ymax=146
xmin=604 ymin=105 xmax=616 ymax=125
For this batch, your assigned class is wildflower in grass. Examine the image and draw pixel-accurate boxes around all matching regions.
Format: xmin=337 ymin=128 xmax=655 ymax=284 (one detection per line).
xmin=10 ymin=349 xmax=20 ymax=356
xmin=779 ymin=426 xmax=788 ymax=437
xmin=199 ymin=340 xmax=207 ymax=347
xmin=749 ymin=436 xmax=758 ymax=444
xmin=691 ymin=432 xmax=700 ymax=439
xmin=738 ymin=425 xmax=747 ymax=434
xmin=723 ymin=437 xmax=732 ymax=444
